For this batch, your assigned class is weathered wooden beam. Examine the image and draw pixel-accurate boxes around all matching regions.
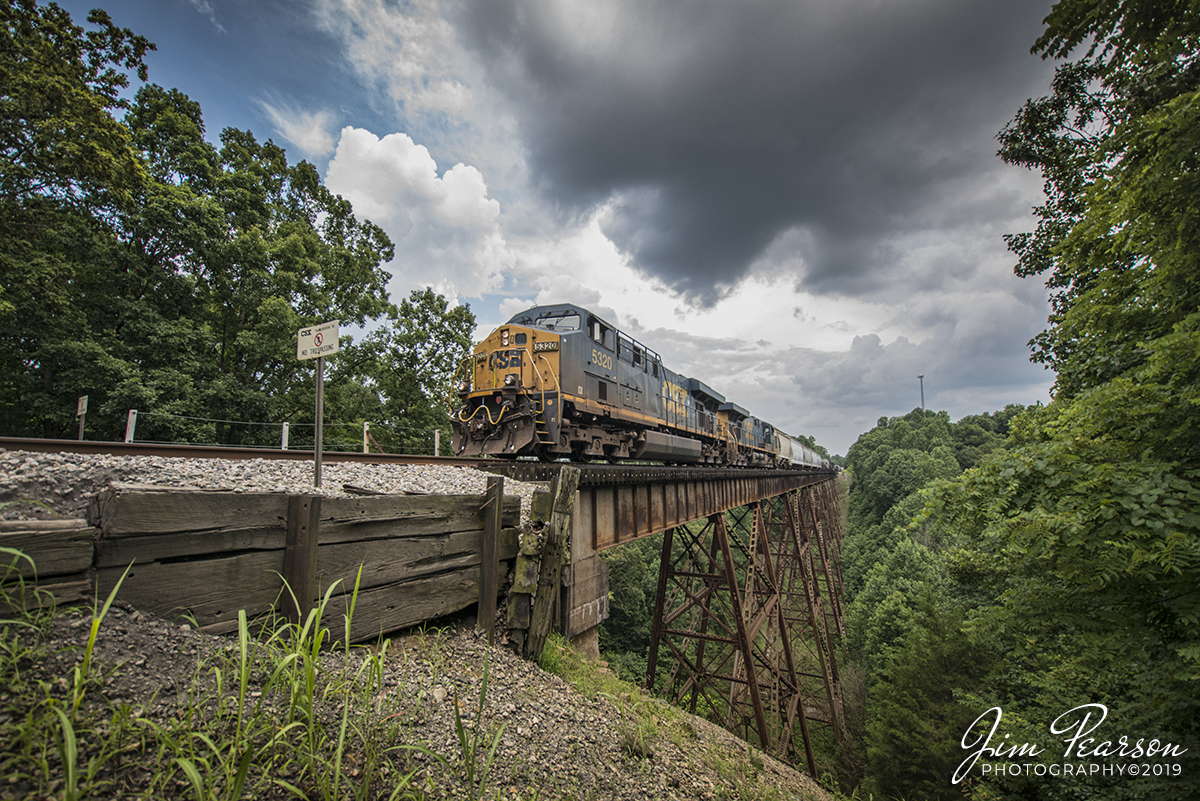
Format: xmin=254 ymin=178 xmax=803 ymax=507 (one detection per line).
xmin=561 ymin=555 xmax=609 ymax=638
xmin=0 ymin=520 xmax=94 ymax=577
xmin=524 ymin=466 xmax=580 ymax=660
xmin=282 ymin=495 xmax=321 ymax=625
xmin=477 ymin=475 xmax=503 ymax=643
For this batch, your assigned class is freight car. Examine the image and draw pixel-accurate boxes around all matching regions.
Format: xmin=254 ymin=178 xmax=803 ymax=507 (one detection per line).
xmin=450 ymin=303 xmax=831 ymax=469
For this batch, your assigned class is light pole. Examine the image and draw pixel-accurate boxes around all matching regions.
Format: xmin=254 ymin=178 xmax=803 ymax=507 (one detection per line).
xmin=918 ymin=375 xmax=925 ymax=410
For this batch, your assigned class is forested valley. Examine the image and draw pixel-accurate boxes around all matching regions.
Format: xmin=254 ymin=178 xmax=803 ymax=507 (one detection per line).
xmin=1 ymin=0 xmax=474 ymax=455
xmin=600 ymin=1 xmax=1200 ymax=798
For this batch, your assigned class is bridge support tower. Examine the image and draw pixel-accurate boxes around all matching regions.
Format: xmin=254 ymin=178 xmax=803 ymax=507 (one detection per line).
xmin=645 ymin=478 xmax=846 ymax=778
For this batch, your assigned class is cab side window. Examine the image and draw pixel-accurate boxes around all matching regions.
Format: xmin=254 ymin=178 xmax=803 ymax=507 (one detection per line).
xmin=589 ymin=317 xmax=613 ymax=350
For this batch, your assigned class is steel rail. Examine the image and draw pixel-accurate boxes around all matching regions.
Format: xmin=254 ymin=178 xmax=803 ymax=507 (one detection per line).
xmin=0 ymin=437 xmax=483 ymax=467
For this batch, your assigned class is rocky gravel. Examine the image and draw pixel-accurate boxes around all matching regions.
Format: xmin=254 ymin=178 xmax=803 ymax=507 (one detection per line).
xmin=0 ymin=449 xmax=541 ymax=525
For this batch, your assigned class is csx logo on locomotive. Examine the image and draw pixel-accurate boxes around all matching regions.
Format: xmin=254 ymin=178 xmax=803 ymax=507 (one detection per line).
xmin=487 ymin=350 xmax=522 ymax=369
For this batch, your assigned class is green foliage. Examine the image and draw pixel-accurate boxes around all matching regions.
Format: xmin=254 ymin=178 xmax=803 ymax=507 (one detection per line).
xmin=839 ymin=405 xmax=1027 ymax=797
xmin=0 ymin=2 xmax=470 ymax=448
xmin=846 ymin=539 xmax=948 ymax=669
xmin=893 ymin=4 xmax=1200 ymax=799
xmin=598 ymin=532 xmax=662 ymax=659
xmin=864 ymin=595 xmax=989 ymax=801
xmin=999 ymin=1 xmax=1200 ymax=401
xmin=0 ymin=0 xmax=152 ymax=212
xmin=348 ymin=288 xmax=477 ymax=455
xmin=841 ymin=492 xmax=931 ymax=599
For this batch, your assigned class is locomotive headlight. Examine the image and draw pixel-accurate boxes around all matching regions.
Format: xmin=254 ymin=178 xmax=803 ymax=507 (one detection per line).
xmin=504 ymin=374 xmax=517 ymax=387
xmin=500 ymin=329 xmax=510 ymax=346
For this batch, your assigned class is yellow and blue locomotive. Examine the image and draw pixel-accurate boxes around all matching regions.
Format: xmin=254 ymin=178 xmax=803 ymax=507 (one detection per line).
xmin=451 ymin=303 xmax=829 ymax=468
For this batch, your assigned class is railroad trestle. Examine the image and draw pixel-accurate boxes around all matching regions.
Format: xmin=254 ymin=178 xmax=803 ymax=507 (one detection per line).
xmin=483 ymin=463 xmax=848 ymax=778
xmin=642 ymin=479 xmax=845 ymax=778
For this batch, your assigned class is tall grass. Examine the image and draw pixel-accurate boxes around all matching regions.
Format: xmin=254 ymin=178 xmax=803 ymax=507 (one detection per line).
xmin=0 ymin=551 xmax=514 ymax=800
xmin=0 ymin=550 xmax=138 ymax=800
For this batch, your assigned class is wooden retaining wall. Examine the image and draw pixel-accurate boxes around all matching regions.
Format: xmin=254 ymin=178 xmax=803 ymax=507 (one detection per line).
xmin=2 ymin=484 xmax=522 ymax=643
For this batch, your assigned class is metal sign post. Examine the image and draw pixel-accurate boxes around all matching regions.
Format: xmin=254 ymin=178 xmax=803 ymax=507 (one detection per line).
xmin=297 ymin=320 xmax=339 ymax=488
xmin=315 ymin=356 xmax=325 ymax=486
xmin=76 ymin=395 xmax=88 ymax=441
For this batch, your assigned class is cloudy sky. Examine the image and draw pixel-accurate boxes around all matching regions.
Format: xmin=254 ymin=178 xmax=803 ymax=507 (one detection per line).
xmin=62 ymin=0 xmax=1061 ymax=455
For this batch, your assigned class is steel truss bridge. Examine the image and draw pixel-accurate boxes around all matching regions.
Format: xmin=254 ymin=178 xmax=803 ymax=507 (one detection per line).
xmin=485 ymin=463 xmax=848 ymax=778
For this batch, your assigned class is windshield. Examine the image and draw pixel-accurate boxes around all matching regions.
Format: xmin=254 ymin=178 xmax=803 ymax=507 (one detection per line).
xmin=534 ymin=312 xmax=581 ymax=331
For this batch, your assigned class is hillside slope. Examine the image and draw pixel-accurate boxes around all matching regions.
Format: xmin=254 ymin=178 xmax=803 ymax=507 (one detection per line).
xmin=1 ymin=594 xmax=833 ymax=801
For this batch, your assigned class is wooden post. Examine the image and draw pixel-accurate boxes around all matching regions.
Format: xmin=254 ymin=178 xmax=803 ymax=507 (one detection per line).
xmin=282 ymin=495 xmax=321 ymax=625
xmin=524 ymin=466 xmax=580 ymax=660
xmin=477 ymin=475 xmax=503 ymax=643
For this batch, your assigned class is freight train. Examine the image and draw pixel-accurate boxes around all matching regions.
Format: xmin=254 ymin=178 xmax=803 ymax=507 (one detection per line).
xmin=451 ymin=303 xmax=833 ymax=469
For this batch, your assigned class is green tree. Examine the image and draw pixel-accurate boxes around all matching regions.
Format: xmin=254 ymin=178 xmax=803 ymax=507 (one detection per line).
xmin=916 ymin=3 xmax=1200 ymax=798
xmin=999 ymin=2 xmax=1200 ymax=404
xmin=864 ymin=595 xmax=988 ymax=801
xmin=846 ymin=539 xmax=948 ymax=668
xmin=0 ymin=0 xmax=151 ymax=213
xmin=0 ymin=0 xmax=154 ymax=436
xmin=1 ymin=3 xmax=403 ymax=443
xmin=353 ymin=288 xmax=476 ymax=454
xmin=597 ymin=533 xmax=666 ymax=682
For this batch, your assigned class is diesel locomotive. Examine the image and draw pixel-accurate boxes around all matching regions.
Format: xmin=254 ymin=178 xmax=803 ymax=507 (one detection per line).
xmin=450 ymin=303 xmax=832 ymax=469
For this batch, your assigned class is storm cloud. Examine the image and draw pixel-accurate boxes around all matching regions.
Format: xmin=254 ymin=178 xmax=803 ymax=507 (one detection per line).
xmin=459 ymin=0 xmax=1054 ymax=302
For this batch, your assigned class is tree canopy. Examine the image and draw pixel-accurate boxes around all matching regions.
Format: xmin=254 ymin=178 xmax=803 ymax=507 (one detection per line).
xmin=0 ymin=1 xmax=471 ymax=449
xmin=903 ymin=1 xmax=1200 ymax=798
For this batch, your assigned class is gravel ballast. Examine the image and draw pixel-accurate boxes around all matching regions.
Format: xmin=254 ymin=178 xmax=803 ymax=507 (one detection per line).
xmin=0 ymin=449 xmax=541 ymax=524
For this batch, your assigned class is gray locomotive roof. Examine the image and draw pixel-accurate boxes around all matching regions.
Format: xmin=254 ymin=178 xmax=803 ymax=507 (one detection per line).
xmin=505 ymin=304 xmax=619 ymax=333
xmin=684 ymin=378 xmax=725 ymax=404
xmin=718 ymin=401 xmax=751 ymax=419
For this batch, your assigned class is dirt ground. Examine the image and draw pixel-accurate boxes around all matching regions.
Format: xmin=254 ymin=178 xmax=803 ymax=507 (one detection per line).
xmin=1 ymin=596 xmax=834 ymax=801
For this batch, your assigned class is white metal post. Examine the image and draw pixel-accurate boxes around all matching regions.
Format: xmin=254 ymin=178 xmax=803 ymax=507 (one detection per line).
xmin=76 ymin=395 xmax=88 ymax=441
xmin=363 ymin=421 xmax=369 ymax=453
xmin=314 ymin=355 xmax=324 ymax=488
xmin=282 ymin=422 xmax=289 ymax=450
xmin=434 ymin=429 xmax=440 ymax=456
xmin=124 ymin=410 xmax=138 ymax=443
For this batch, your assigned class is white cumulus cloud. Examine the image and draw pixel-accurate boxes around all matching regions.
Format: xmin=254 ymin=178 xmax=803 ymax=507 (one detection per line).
xmin=324 ymin=126 xmax=514 ymax=301
xmin=314 ymin=0 xmax=473 ymax=119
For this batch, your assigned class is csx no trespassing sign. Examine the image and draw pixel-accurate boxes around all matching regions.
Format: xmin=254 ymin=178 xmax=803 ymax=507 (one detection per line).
xmin=297 ymin=320 xmax=339 ymax=360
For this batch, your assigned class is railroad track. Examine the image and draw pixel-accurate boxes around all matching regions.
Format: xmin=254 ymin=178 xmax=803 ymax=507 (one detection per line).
xmin=0 ymin=437 xmax=835 ymax=487
xmin=0 ymin=437 xmax=482 ymax=467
